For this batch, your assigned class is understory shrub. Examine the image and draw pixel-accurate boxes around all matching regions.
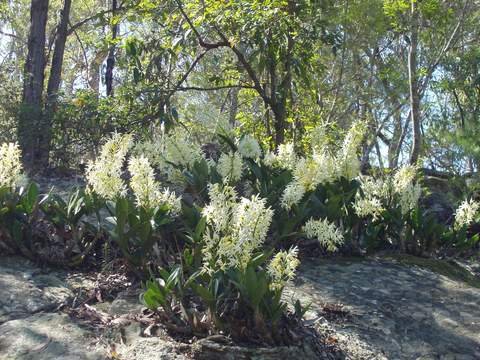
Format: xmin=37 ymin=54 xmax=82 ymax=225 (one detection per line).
xmin=85 ymin=133 xmax=182 ymax=269
xmin=1 ymin=118 xmax=479 ymax=345
xmin=0 ymin=143 xmax=103 ymax=265
xmin=142 ymin=184 xmax=305 ymax=344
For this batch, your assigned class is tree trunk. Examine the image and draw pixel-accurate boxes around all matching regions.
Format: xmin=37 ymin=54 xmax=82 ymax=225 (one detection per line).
xmin=229 ymin=87 xmax=239 ymax=126
xmin=268 ymin=58 xmax=287 ymax=146
xmin=273 ymin=2 xmax=295 ymax=147
xmin=272 ymin=106 xmax=286 ymax=146
xmin=89 ymin=50 xmax=108 ymax=94
xmin=395 ymin=110 xmax=411 ymax=167
xmin=388 ymin=112 xmax=403 ymax=168
xmin=105 ymin=0 xmax=118 ymax=97
xmin=46 ymin=0 xmax=71 ymax=107
xmin=408 ymin=0 xmax=421 ymax=165
xmin=19 ymin=0 xmax=49 ymax=170
xmin=372 ymin=45 xmax=405 ymax=169
xmin=42 ymin=0 xmax=72 ymax=166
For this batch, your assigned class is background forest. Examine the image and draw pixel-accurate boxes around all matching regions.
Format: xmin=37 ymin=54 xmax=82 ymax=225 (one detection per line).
xmin=1 ymin=0 xmax=479 ymax=173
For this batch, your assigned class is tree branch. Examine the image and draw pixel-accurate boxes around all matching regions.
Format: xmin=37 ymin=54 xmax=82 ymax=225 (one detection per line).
xmin=69 ymin=21 xmax=90 ymax=87
xmin=0 ymin=30 xmax=22 ymax=41
xmin=214 ymin=27 xmax=272 ymax=107
xmin=420 ymin=0 xmax=470 ymax=94
xmin=175 ymin=84 xmax=255 ymax=91
xmin=452 ymin=89 xmax=466 ymax=129
xmin=67 ymin=6 xmax=129 ymax=36
xmin=175 ymin=0 xmax=271 ymax=108
xmin=174 ymin=0 xmax=228 ymax=49
xmin=166 ymin=49 xmax=210 ymax=99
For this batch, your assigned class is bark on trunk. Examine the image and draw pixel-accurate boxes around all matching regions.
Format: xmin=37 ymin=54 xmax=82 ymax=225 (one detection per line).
xmin=19 ymin=0 xmax=49 ymax=170
xmin=388 ymin=112 xmax=403 ymax=168
xmin=268 ymin=59 xmax=287 ymax=147
xmin=229 ymin=87 xmax=239 ymax=126
xmin=272 ymin=1 xmax=294 ymax=147
xmin=46 ymin=0 xmax=71 ymax=106
xmin=42 ymin=0 xmax=72 ymax=166
xmin=372 ymin=45 xmax=404 ymax=169
xmin=272 ymin=106 xmax=286 ymax=146
xmin=105 ymin=0 xmax=118 ymax=97
xmin=89 ymin=50 xmax=108 ymax=94
xmin=408 ymin=0 xmax=421 ymax=165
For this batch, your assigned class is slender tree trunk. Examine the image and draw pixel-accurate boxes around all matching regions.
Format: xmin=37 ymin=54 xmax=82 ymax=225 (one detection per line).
xmin=268 ymin=57 xmax=287 ymax=146
xmin=273 ymin=57 xmax=292 ymax=146
xmin=19 ymin=0 xmax=49 ymax=170
xmin=375 ymin=140 xmax=384 ymax=170
xmin=408 ymin=0 xmax=421 ymax=165
xmin=229 ymin=87 xmax=239 ymax=126
xmin=272 ymin=107 xmax=286 ymax=146
xmin=388 ymin=112 xmax=403 ymax=168
xmin=89 ymin=50 xmax=107 ymax=94
xmin=395 ymin=111 xmax=411 ymax=166
xmin=105 ymin=0 xmax=118 ymax=97
xmin=372 ymin=45 xmax=405 ymax=169
xmin=46 ymin=0 xmax=71 ymax=106
xmin=360 ymin=106 xmax=375 ymax=172
xmin=42 ymin=0 xmax=72 ymax=166
xmin=268 ymin=1 xmax=295 ymax=147
xmin=272 ymin=1 xmax=295 ymax=147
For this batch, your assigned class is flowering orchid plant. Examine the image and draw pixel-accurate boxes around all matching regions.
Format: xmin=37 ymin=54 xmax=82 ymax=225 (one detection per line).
xmin=0 ymin=142 xmax=102 ymax=265
xmin=196 ymin=184 xmax=302 ymax=328
xmin=445 ymin=198 xmax=480 ymax=250
xmin=86 ymin=133 xmax=182 ymax=268
xmin=142 ymin=183 xmax=303 ymax=342
xmin=0 ymin=143 xmax=41 ymax=257
xmin=353 ymin=165 xmax=446 ymax=254
xmin=248 ymin=122 xmax=365 ymax=252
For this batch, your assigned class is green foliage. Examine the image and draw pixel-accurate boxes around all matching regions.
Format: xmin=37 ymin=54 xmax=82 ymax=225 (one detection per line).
xmin=182 ymin=158 xmax=221 ymax=204
xmin=244 ymin=158 xmax=293 ymax=204
xmin=41 ymin=188 xmax=103 ymax=265
xmin=142 ymin=266 xmax=184 ymax=315
xmin=50 ymin=90 xmax=155 ymax=169
xmin=362 ymin=203 xmax=404 ymax=252
xmin=227 ymin=254 xmax=287 ymax=326
xmin=404 ymin=206 xmax=447 ymax=255
xmin=180 ymin=204 xmax=206 ymax=270
xmin=105 ymin=196 xmax=175 ymax=268
xmin=142 ymin=251 xmax=300 ymax=342
xmin=442 ymin=225 xmax=480 ymax=253
xmin=0 ymin=182 xmax=106 ymax=266
xmin=250 ymin=166 xmax=360 ymax=249
xmin=0 ymin=183 xmax=43 ymax=257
